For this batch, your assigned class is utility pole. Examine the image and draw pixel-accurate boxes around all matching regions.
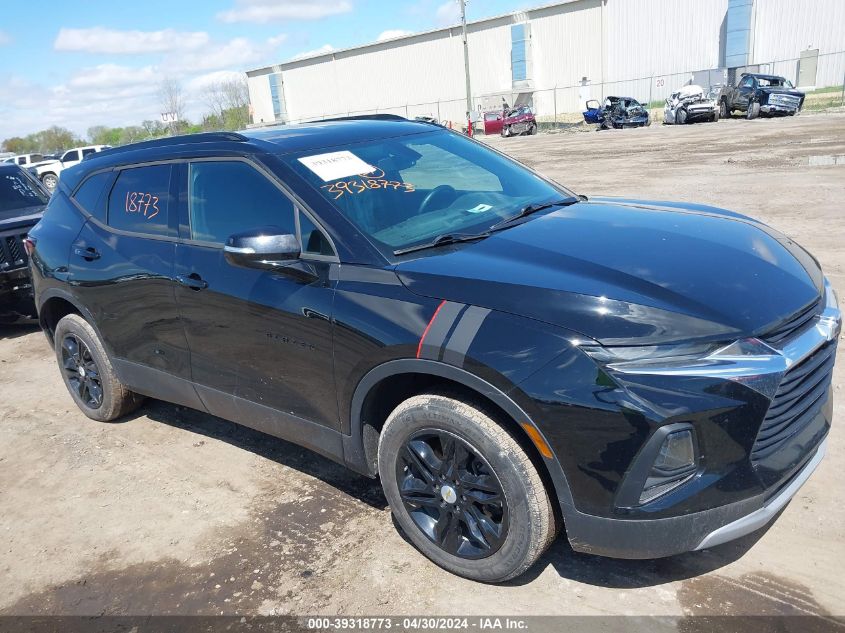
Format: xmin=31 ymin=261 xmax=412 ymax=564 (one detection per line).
xmin=460 ymin=0 xmax=473 ymax=121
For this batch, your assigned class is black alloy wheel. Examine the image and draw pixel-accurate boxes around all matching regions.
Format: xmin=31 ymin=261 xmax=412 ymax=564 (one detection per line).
xmin=61 ymin=334 xmax=104 ymax=409
xmin=397 ymin=429 xmax=508 ymax=559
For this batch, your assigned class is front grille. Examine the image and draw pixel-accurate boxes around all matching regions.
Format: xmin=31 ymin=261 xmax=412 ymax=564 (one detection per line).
xmin=769 ymin=94 xmax=800 ymax=108
xmin=0 ymin=233 xmax=28 ymax=271
xmin=761 ymin=299 xmax=822 ymax=345
xmin=751 ymin=339 xmax=836 ymax=463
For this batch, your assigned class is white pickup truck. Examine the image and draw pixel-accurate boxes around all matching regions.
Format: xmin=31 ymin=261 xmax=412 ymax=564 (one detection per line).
xmin=2 ymin=153 xmax=47 ymax=168
xmin=31 ymin=145 xmax=110 ymax=192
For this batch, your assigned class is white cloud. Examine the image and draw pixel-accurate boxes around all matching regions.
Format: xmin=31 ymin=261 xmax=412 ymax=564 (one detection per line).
xmin=435 ymin=1 xmax=460 ymax=26
xmin=0 ymin=31 xmax=11 ymax=46
xmin=54 ymin=27 xmax=210 ymax=55
xmin=66 ymin=64 xmax=158 ymax=89
xmin=218 ymin=0 xmax=352 ymax=23
xmin=166 ymin=37 xmax=268 ymax=74
xmin=377 ymin=29 xmax=413 ymax=41
xmin=0 ymin=29 xmax=288 ymax=139
xmin=186 ymin=70 xmax=246 ymax=93
xmin=291 ymin=44 xmax=334 ymax=61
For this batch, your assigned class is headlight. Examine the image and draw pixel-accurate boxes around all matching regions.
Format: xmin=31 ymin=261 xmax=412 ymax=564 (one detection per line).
xmin=579 ymin=340 xmax=723 ymax=367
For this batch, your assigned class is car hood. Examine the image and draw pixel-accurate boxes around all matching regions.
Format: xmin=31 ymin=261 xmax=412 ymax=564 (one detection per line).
xmin=32 ymin=158 xmax=61 ymax=168
xmin=395 ymin=198 xmax=823 ymax=345
xmin=760 ymin=87 xmax=804 ymax=97
xmin=0 ymin=205 xmax=45 ymax=229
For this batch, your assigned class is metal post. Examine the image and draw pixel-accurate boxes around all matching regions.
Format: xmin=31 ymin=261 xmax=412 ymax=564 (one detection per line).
xmin=437 ymin=101 xmax=441 ymax=121
xmin=553 ymin=87 xmax=557 ymax=127
xmin=460 ymin=0 xmax=473 ymax=118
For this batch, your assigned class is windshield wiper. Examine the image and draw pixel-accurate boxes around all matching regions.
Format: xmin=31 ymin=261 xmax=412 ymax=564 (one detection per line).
xmin=489 ymin=197 xmax=580 ymax=232
xmin=394 ymin=232 xmax=491 ymax=256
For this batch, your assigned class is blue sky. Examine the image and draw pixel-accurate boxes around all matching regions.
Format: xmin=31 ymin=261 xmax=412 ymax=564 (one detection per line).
xmin=0 ymin=0 xmax=520 ymax=140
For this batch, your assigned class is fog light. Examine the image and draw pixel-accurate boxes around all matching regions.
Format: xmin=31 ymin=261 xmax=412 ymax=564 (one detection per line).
xmin=639 ymin=429 xmax=697 ymax=504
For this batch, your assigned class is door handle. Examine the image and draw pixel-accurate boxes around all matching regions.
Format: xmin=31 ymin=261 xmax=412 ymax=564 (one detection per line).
xmin=73 ymin=246 xmax=100 ymax=261
xmin=176 ymin=273 xmax=208 ymax=291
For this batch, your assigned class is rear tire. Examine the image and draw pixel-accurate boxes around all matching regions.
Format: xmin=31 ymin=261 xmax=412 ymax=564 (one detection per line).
xmin=719 ymin=99 xmax=729 ymax=119
xmin=54 ymin=314 xmax=144 ymax=422
xmin=378 ymin=393 xmax=557 ymax=583
xmin=41 ymin=173 xmax=58 ymax=192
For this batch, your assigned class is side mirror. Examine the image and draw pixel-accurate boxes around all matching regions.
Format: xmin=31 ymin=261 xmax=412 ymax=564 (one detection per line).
xmin=224 ymin=226 xmax=300 ymax=271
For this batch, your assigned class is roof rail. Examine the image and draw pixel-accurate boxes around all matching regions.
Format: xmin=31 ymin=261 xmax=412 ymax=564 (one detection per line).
xmin=94 ymin=132 xmax=249 ymax=158
xmin=319 ymin=114 xmax=408 ymax=123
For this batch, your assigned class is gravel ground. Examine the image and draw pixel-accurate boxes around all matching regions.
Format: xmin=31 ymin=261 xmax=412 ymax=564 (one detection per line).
xmin=0 ymin=112 xmax=843 ymax=619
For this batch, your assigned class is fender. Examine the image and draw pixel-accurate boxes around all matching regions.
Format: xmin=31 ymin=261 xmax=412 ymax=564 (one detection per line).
xmin=36 ymin=287 xmax=111 ymax=353
xmin=341 ymin=357 xmax=577 ymax=516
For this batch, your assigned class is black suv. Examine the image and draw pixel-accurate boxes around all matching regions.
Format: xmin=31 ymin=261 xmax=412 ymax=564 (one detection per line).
xmin=28 ymin=119 xmax=839 ymax=582
xmin=1 ymin=163 xmax=49 ymax=323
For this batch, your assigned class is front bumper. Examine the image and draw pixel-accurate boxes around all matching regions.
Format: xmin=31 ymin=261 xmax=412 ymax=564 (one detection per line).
xmin=522 ymin=279 xmax=839 ymax=559
xmin=0 ymin=269 xmax=36 ymax=320
xmin=564 ymin=435 xmax=827 ymax=558
xmin=761 ymin=104 xmax=800 ymax=114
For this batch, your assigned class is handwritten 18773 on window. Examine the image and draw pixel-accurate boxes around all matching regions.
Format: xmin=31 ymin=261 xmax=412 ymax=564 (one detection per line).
xmin=125 ymin=192 xmax=161 ymax=220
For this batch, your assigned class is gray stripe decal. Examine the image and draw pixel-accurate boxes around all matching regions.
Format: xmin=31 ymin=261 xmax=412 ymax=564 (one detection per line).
xmin=442 ymin=306 xmax=491 ymax=367
xmin=419 ymin=302 xmax=466 ymax=360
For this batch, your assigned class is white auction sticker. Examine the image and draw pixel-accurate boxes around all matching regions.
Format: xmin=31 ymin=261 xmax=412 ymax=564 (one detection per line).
xmin=467 ymin=203 xmax=493 ymax=214
xmin=298 ymin=151 xmax=376 ymax=182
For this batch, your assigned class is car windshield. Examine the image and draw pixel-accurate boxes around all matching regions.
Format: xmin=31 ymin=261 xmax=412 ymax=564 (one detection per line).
xmin=286 ymin=130 xmax=572 ymax=254
xmin=758 ymin=77 xmax=793 ymax=88
xmin=0 ymin=170 xmax=49 ymax=212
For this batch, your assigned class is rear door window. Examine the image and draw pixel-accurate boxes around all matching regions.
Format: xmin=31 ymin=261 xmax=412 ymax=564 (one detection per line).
xmin=107 ymin=165 xmax=173 ymax=236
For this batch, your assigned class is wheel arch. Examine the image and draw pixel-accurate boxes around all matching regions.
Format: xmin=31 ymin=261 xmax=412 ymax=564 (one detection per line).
xmin=38 ymin=289 xmax=105 ymax=350
xmin=343 ymin=358 xmax=576 ymax=516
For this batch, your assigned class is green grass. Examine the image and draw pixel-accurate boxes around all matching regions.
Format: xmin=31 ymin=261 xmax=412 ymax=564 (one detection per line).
xmin=803 ymin=97 xmax=844 ymax=111
xmin=806 ymin=85 xmax=844 ymax=95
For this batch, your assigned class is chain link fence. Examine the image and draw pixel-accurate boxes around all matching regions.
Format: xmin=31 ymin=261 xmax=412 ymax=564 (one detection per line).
xmin=275 ymin=50 xmax=845 ymax=131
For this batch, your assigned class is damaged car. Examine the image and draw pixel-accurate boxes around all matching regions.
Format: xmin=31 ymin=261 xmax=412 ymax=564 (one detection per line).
xmin=583 ymin=96 xmax=650 ymax=129
xmin=1 ymin=163 xmax=49 ymax=323
xmin=720 ymin=74 xmax=805 ymax=120
xmin=664 ymin=84 xmax=721 ymax=124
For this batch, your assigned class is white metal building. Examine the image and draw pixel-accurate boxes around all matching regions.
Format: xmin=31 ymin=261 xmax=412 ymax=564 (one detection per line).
xmin=246 ymin=0 xmax=845 ymax=126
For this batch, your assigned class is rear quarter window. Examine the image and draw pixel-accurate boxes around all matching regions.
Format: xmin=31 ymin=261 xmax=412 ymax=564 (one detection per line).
xmin=72 ymin=172 xmax=113 ymax=222
xmin=107 ymin=165 xmax=173 ymax=236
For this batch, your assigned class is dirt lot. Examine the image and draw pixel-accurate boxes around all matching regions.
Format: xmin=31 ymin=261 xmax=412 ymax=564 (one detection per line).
xmin=1 ymin=113 xmax=844 ymax=619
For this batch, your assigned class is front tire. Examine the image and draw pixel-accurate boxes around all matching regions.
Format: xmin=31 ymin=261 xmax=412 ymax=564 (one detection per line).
xmin=54 ymin=314 xmax=144 ymax=422
xmin=719 ymin=99 xmax=729 ymax=119
xmin=529 ymin=123 xmax=538 ymax=135
xmin=747 ymin=101 xmax=760 ymax=120
xmin=378 ymin=393 xmax=556 ymax=583
xmin=676 ymin=108 xmax=688 ymax=125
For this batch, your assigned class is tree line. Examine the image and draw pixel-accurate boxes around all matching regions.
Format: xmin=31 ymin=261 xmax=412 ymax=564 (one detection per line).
xmin=1 ymin=76 xmax=250 ymax=155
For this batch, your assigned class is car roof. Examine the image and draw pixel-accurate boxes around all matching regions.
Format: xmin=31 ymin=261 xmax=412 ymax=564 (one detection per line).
xmin=63 ymin=117 xmax=440 ymax=191
xmin=743 ymin=73 xmax=785 ymax=81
